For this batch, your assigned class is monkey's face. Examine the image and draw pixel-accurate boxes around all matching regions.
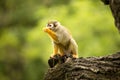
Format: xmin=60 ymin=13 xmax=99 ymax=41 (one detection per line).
xmin=46 ymin=21 xmax=60 ymax=32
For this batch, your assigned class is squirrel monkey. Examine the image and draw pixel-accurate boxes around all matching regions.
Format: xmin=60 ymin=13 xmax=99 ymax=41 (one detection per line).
xmin=43 ymin=20 xmax=78 ymax=58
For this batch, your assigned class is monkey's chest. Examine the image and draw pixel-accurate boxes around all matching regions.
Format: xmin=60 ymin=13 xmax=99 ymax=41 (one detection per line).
xmin=54 ymin=39 xmax=70 ymax=50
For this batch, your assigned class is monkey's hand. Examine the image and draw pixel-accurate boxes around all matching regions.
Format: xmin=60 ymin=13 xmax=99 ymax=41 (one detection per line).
xmin=43 ymin=27 xmax=58 ymax=41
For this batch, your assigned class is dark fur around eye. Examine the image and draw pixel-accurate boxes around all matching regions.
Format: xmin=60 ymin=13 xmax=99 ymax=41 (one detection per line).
xmin=47 ymin=24 xmax=52 ymax=27
xmin=47 ymin=21 xmax=58 ymax=27
xmin=53 ymin=22 xmax=58 ymax=27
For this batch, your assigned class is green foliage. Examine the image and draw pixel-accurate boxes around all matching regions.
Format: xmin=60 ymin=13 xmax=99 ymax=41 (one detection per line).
xmin=0 ymin=0 xmax=120 ymax=80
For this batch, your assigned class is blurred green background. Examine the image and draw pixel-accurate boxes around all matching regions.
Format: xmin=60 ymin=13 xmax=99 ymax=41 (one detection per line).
xmin=0 ymin=0 xmax=120 ymax=80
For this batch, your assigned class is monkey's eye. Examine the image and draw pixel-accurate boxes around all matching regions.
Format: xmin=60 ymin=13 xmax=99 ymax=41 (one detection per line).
xmin=48 ymin=24 xmax=54 ymax=28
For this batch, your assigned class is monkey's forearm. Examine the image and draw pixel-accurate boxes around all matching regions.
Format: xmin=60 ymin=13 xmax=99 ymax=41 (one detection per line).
xmin=43 ymin=28 xmax=58 ymax=41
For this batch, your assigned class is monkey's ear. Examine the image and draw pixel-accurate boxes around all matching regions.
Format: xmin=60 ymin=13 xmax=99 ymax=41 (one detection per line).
xmin=54 ymin=21 xmax=60 ymax=27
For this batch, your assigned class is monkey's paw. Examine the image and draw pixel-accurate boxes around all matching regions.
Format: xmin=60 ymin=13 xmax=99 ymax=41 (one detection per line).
xmin=43 ymin=27 xmax=50 ymax=32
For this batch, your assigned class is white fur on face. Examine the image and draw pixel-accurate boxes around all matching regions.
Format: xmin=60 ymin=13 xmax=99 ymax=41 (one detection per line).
xmin=47 ymin=23 xmax=54 ymax=28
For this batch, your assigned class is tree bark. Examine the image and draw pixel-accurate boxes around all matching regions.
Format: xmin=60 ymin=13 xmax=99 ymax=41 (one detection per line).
xmin=44 ymin=52 xmax=120 ymax=80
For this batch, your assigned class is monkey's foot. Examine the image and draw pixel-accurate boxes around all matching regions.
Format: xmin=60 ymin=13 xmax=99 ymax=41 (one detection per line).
xmin=73 ymin=54 xmax=78 ymax=58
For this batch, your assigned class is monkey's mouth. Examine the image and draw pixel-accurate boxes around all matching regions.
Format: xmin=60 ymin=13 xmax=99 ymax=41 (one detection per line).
xmin=47 ymin=27 xmax=54 ymax=31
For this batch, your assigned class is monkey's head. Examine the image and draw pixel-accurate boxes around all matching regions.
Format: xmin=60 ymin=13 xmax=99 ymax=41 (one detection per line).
xmin=46 ymin=20 xmax=61 ymax=32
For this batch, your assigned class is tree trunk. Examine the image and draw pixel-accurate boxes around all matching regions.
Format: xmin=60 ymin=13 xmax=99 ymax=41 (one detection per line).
xmin=102 ymin=0 xmax=120 ymax=31
xmin=44 ymin=0 xmax=120 ymax=80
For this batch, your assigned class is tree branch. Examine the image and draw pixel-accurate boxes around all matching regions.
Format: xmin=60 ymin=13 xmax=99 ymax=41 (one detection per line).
xmin=44 ymin=52 xmax=120 ymax=80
